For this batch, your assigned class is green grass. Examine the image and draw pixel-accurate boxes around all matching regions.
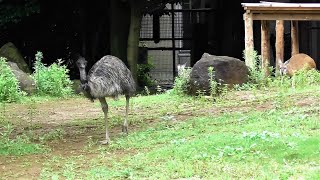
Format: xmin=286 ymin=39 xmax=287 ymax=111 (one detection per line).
xmin=0 ymin=124 xmax=48 ymax=156
xmin=38 ymin=103 xmax=319 ymax=179
xmin=1 ymin=76 xmax=320 ymax=179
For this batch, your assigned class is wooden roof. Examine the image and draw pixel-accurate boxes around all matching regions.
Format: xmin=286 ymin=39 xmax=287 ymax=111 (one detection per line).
xmin=242 ymin=2 xmax=320 ymax=20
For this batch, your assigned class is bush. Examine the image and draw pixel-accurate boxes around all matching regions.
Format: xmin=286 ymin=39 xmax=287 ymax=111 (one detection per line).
xmin=291 ymin=68 xmax=320 ymax=87
xmin=238 ymin=50 xmax=273 ymax=90
xmin=172 ymin=67 xmax=192 ymax=95
xmin=33 ymin=52 xmax=73 ymax=97
xmin=0 ymin=57 xmax=23 ymax=102
xmin=275 ymin=68 xmax=320 ymax=89
xmin=137 ymin=63 xmax=155 ymax=87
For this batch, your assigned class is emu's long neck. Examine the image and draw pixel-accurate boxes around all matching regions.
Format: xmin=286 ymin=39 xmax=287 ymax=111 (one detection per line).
xmin=78 ymin=68 xmax=88 ymax=84
xmin=78 ymin=67 xmax=95 ymax=101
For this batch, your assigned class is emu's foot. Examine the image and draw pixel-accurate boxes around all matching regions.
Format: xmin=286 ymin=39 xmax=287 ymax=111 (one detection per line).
xmin=99 ymin=139 xmax=110 ymax=145
xmin=122 ymin=125 xmax=128 ymax=135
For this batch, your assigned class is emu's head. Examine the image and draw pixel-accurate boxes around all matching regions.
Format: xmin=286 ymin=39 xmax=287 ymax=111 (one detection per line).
xmin=75 ymin=56 xmax=88 ymax=84
xmin=76 ymin=56 xmax=87 ymax=70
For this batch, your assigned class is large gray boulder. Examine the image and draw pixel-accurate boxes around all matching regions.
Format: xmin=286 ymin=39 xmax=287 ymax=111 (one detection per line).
xmin=7 ymin=62 xmax=36 ymax=94
xmin=189 ymin=53 xmax=249 ymax=95
xmin=0 ymin=42 xmax=31 ymax=74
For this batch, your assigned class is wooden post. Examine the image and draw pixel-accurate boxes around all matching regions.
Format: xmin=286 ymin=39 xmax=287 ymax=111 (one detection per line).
xmin=244 ymin=12 xmax=255 ymax=69
xmin=275 ymin=20 xmax=284 ymax=74
xmin=291 ymin=21 xmax=299 ymax=56
xmin=261 ymin=20 xmax=270 ymax=76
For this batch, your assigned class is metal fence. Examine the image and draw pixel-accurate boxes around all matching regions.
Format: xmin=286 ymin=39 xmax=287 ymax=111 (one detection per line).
xmin=139 ymin=2 xmax=214 ymax=84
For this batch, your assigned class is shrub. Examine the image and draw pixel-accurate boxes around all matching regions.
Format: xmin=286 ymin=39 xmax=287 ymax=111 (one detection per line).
xmin=265 ymin=63 xmax=320 ymax=90
xmin=239 ymin=50 xmax=273 ymax=90
xmin=287 ymin=68 xmax=320 ymax=89
xmin=33 ymin=52 xmax=73 ymax=97
xmin=172 ymin=67 xmax=191 ymax=95
xmin=137 ymin=63 xmax=155 ymax=87
xmin=208 ymin=66 xmax=218 ymax=97
xmin=0 ymin=57 xmax=23 ymax=102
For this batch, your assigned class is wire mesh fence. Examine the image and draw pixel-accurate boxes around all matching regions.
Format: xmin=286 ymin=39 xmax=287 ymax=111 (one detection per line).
xmin=139 ymin=2 xmax=215 ymax=85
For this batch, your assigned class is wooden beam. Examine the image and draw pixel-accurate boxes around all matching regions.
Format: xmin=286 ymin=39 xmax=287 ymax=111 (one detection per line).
xmin=252 ymin=13 xmax=320 ymax=21
xmin=244 ymin=12 xmax=255 ymax=69
xmin=245 ymin=7 xmax=320 ymax=12
xmin=242 ymin=3 xmax=320 ymax=8
xmin=261 ymin=20 xmax=270 ymax=76
xmin=275 ymin=20 xmax=284 ymax=74
xmin=250 ymin=10 xmax=320 ymax=14
xmin=291 ymin=21 xmax=299 ymax=56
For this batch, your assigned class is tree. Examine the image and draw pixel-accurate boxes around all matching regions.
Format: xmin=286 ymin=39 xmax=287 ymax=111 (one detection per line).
xmin=109 ymin=0 xmax=131 ymax=65
xmin=110 ymin=0 xmax=181 ymax=84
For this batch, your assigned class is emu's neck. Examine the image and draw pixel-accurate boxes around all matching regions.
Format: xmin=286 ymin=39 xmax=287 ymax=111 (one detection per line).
xmin=78 ymin=68 xmax=88 ymax=84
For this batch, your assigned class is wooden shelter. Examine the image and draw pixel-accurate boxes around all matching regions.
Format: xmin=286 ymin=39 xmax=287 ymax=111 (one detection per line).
xmin=242 ymin=2 xmax=320 ymax=75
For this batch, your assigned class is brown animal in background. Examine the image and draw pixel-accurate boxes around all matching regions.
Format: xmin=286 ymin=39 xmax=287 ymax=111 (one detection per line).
xmin=279 ymin=53 xmax=317 ymax=76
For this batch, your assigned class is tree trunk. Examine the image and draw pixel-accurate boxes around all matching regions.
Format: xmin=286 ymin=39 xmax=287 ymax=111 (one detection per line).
xmin=110 ymin=0 xmax=130 ymax=64
xmin=127 ymin=3 xmax=142 ymax=84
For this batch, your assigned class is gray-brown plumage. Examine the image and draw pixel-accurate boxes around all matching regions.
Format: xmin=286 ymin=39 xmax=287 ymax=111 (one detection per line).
xmin=76 ymin=55 xmax=136 ymax=144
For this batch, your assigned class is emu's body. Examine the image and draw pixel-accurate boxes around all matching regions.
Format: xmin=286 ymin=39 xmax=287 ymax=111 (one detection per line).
xmin=76 ymin=55 xmax=135 ymax=144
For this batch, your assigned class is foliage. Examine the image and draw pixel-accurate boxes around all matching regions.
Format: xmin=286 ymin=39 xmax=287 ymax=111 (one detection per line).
xmin=130 ymin=0 xmax=182 ymax=15
xmin=0 ymin=0 xmax=40 ymax=28
xmin=208 ymin=66 xmax=218 ymax=97
xmin=137 ymin=63 xmax=155 ymax=87
xmin=32 ymin=52 xmax=73 ymax=97
xmin=239 ymin=50 xmax=273 ymax=90
xmin=289 ymin=68 xmax=320 ymax=88
xmin=172 ymin=66 xmax=191 ymax=95
xmin=0 ymin=57 xmax=24 ymax=102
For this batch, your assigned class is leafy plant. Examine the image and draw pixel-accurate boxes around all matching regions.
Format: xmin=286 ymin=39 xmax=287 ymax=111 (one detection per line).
xmin=33 ymin=52 xmax=73 ymax=97
xmin=137 ymin=56 xmax=155 ymax=87
xmin=0 ymin=57 xmax=24 ymax=102
xmin=290 ymin=68 xmax=320 ymax=88
xmin=137 ymin=63 xmax=155 ymax=87
xmin=239 ymin=50 xmax=273 ymax=90
xmin=172 ymin=66 xmax=191 ymax=95
xmin=208 ymin=66 xmax=218 ymax=97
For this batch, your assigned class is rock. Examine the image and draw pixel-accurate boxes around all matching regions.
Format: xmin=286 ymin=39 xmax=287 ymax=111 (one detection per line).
xmin=189 ymin=53 xmax=249 ymax=95
xmin=7 ymin=62 xmax=36 ymax=94
xmin=0 ymin=42 xmax=31 ymax=74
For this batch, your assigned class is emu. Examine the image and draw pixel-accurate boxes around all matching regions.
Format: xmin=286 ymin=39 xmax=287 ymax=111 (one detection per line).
xmin=76 ymin=55 xmax=136 ymax=144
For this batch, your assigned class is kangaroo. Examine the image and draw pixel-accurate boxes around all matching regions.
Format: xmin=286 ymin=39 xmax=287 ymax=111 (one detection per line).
xmin=279 ymin=53 xmax=316 ymax=76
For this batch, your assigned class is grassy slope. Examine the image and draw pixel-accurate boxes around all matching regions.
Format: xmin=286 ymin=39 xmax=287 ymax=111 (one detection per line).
xmin=1 ymin=86 xmax=320 ymax=179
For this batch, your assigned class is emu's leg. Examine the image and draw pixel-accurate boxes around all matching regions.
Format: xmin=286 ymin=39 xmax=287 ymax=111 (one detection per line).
xmin=122 ymin=95 xmax=130 ymax=134
xmin=99 ymin=97 xmax=110 ymax=144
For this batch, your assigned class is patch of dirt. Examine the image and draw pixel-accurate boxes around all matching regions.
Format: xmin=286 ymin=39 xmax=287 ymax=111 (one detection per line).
xmin=4 ymin=98 xmax=102 ymax=125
